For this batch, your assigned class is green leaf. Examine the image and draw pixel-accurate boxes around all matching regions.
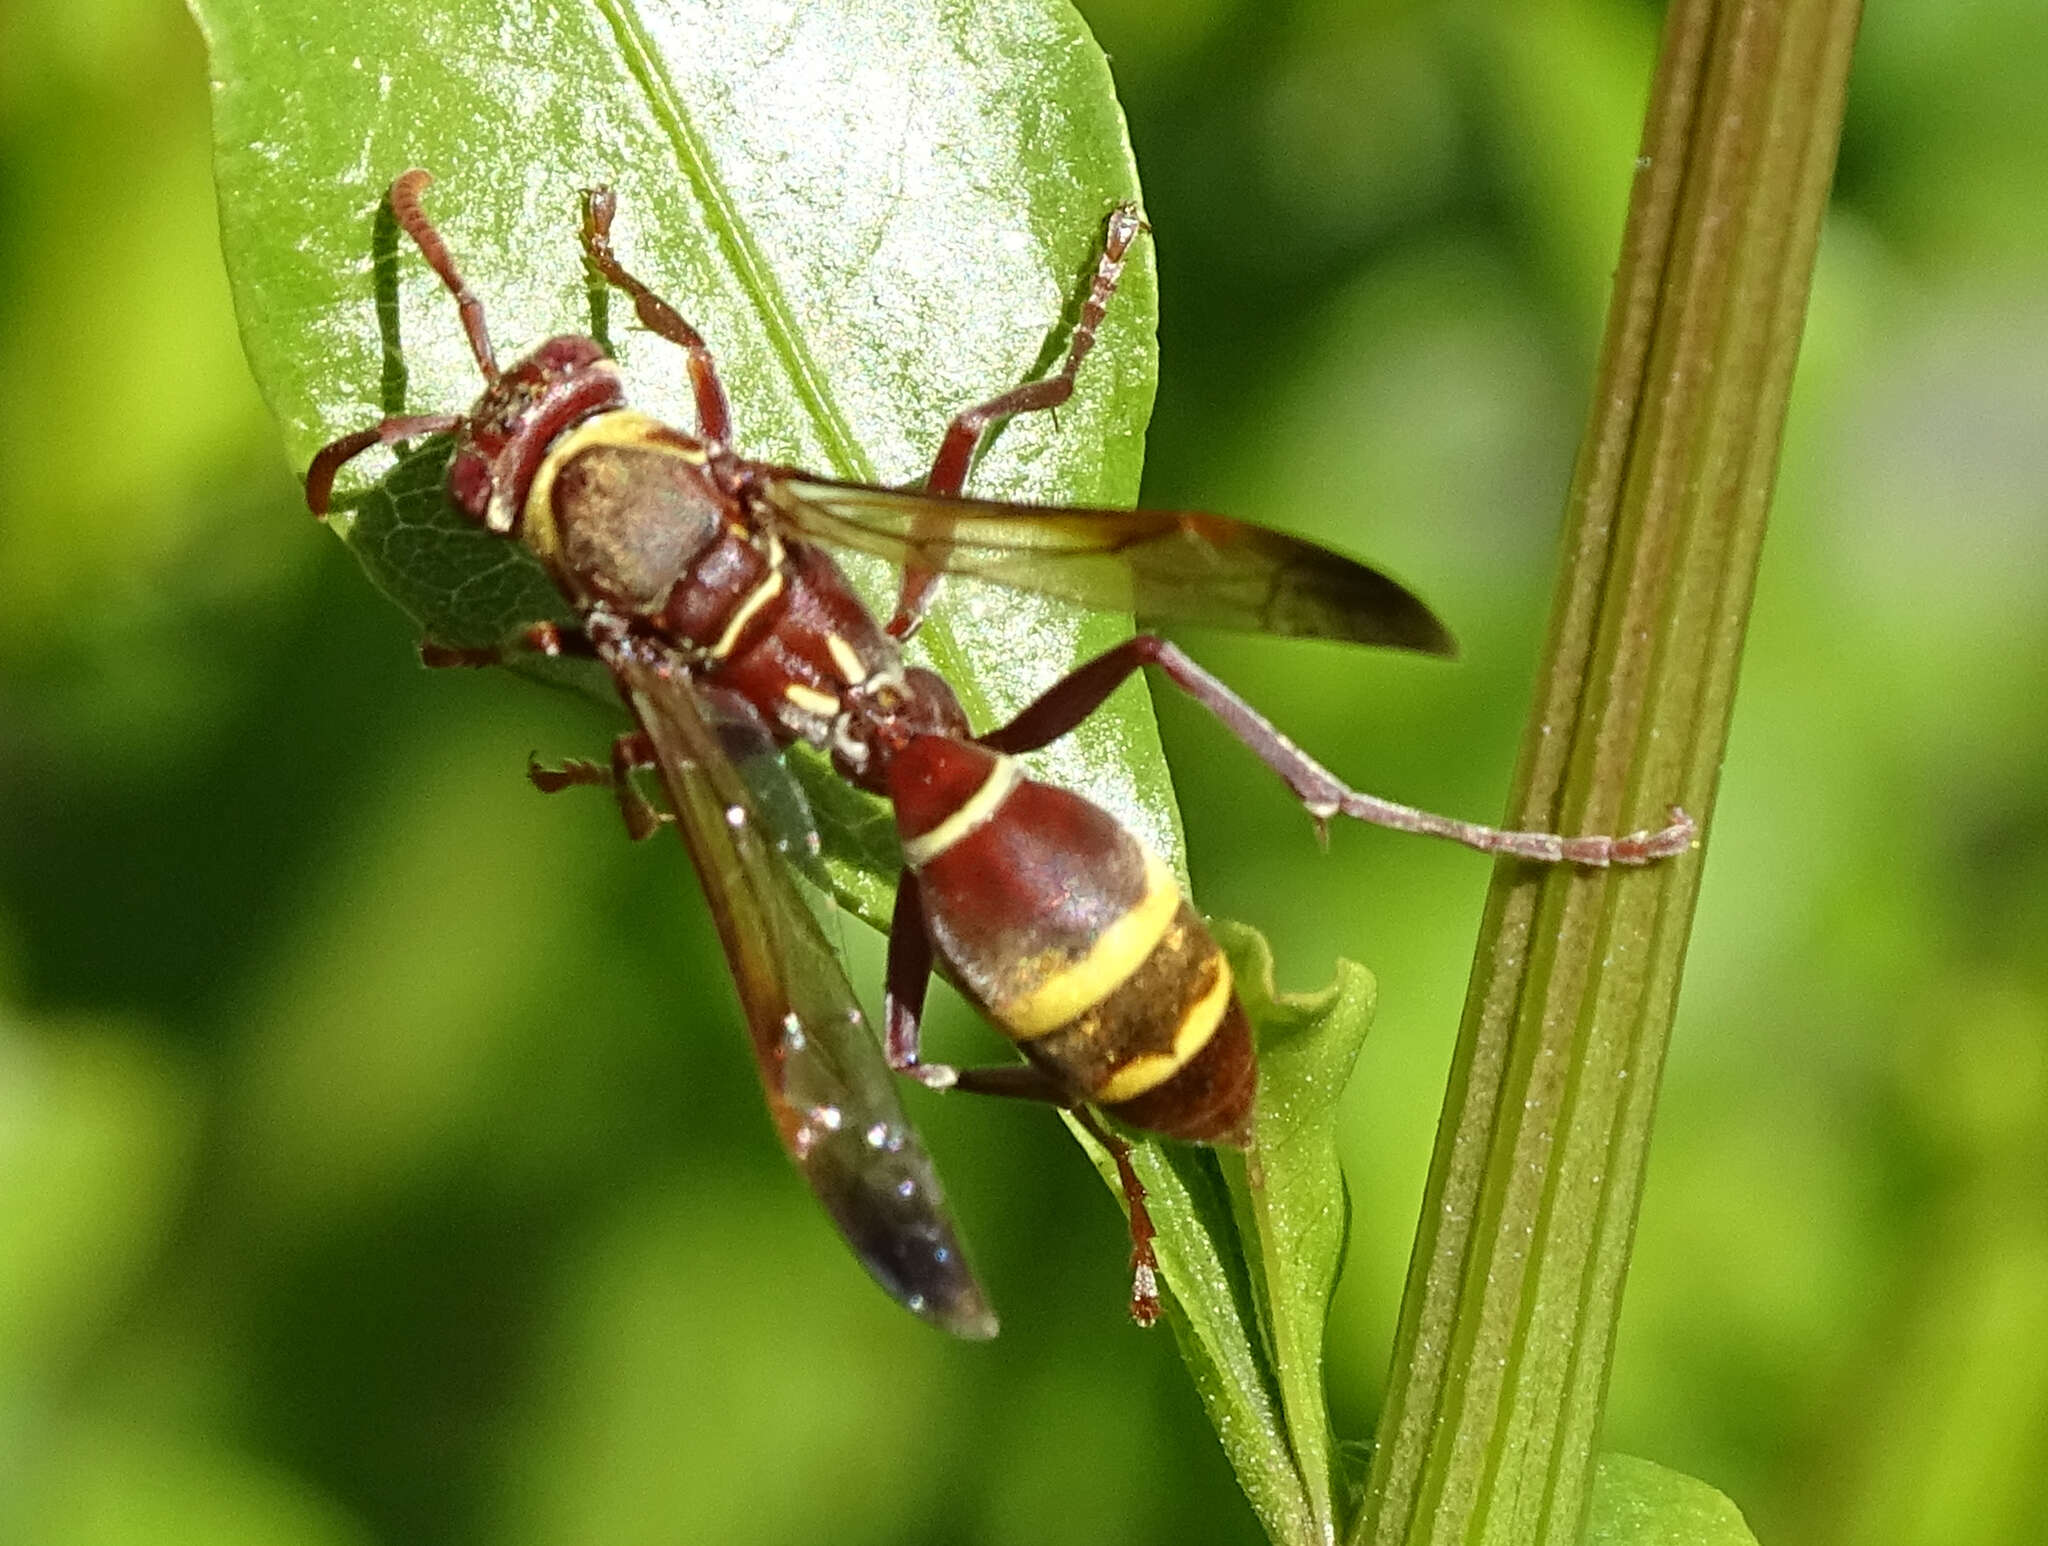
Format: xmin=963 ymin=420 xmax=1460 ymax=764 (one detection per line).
xmin=1230 ymin=922 xmax=1377 ymax=1540
xmin=1070 ymin=924 xmax=1378 ymax=1546
xmin=1582 ymin=1456 xmax=1759 ymax=1546
xmin=190 ymin=0 xmax=1181 ymax=891
xmin=194 ymin=4 xmax=1343 ymax=1539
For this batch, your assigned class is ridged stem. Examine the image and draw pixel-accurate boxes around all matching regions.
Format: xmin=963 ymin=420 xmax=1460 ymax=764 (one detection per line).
xmin=1349 ymin=1 xmax=1863 ymax=1542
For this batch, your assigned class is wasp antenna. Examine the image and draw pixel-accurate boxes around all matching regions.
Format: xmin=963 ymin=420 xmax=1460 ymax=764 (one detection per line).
xmin=388 ymin=168 xmax=500 ymax=386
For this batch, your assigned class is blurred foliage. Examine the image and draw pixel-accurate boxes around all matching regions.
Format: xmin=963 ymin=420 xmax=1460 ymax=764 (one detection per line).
xmin=1 ymin=1 xmax=2044 ymax=1544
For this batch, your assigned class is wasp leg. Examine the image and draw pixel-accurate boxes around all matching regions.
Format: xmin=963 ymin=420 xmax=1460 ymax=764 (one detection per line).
xmin=885 ymin=874 xmax=1050 ymax=1092
xmin=920 ymin=204 xmax=1144 ymax=499
xmin=418 ymin=641 xmax=504 ymax=670
xmin=885 ymin=873 xmax=1095 ymax=1101
xmin=888 ymin=204 xmax=1148 ymax=639
xmin=418 ymin=621 xmax=596 ymax=670
xmin=389 ymin=169 xmax=500 ymax=383
xmin=883 ymin=872 xmax=941 ymax=1076
xmin=527 ymin=731 xmax=670 ymax=842
xmin=981 ymin=635 xmax=1696 ymax=867
xmin=1069 ymin=1106 xmax=1162 ymax=1326
xmin=884 ymin=872 xmax=1161 ymax=1324
xmin=579 ymin=187 xmax=734 ymax=446
xmin=415 ymin=623 xmax=656 ymax=833
xmin=304 ymin=169 xmax=515 ymax=516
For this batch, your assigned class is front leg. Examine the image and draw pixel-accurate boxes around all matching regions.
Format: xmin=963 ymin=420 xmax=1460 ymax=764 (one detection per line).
xmin=579 ymin=187 xmax=735 ymax=445
xmin=305 ymin=413 xmax=465 ymax=516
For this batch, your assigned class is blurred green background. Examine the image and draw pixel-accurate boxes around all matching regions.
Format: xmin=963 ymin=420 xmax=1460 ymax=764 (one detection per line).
xmin=3 ymin=1 xmax=2044 ymax=1542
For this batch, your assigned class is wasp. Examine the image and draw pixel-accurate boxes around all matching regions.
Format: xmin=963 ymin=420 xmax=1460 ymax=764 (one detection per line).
xmin=306 ymin=171 xmax=1692 ymax=1336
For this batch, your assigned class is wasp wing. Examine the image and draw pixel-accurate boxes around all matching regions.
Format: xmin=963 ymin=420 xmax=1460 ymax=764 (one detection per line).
xmin=698 ymin=686 xmax=832 ymax=893
xmin=603 ymin=638 xmax=997 ymax=1339
xmin=762 ymin=475 xmax=1457 ymax=654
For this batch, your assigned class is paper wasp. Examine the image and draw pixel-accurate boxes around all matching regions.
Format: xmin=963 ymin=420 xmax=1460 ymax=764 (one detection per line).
xmin=306 ymin=170 xmax=1692 ymax=1336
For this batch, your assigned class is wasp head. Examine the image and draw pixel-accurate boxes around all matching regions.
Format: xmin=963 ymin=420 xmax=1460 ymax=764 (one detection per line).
xmin=447 ymin=335 xmax=629 ymax=535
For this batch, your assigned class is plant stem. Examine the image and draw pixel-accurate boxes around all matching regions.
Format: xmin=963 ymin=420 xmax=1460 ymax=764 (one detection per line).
xmin=1349 ymin=2 xmax=1862 ymax=1542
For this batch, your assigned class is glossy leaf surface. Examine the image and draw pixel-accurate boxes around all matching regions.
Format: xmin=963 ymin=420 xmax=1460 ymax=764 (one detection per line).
xmin=196 ymin=1 xmax=1362 ymax=1535
xmin=193 ymin=0 xmax=1179 ymax=867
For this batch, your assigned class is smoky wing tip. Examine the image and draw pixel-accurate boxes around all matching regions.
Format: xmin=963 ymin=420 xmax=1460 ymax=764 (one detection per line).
xmin=921 ymin=1247 xmax=1000 ymax=1339
xmin=901 ymin=1264 xmax=1000 ymax=1339
xmin=1386 ymin=581 xmax=1460 ymax=658
xmin=936 ymin=1296 xmax=1002 ymax=1340
xmin=1417 ymin=613 xmax=1461 ymax=659
xmin=845 ymin=1189 xmax=1001 ymax=1338
xmin=1355 ymin=581 xmax=1459 ymax=659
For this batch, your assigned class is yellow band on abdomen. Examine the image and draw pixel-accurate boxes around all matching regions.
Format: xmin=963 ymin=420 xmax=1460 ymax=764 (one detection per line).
xmin=901 ymin=756 xmax=1021 ymax=869
xmin=996 ymin=848 xmax=1181 ymax=1040
xmin=1092 ymin=952 xmax=1235 ymax=1103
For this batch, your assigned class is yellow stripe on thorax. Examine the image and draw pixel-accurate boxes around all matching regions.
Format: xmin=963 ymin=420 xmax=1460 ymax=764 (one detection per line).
xmin=901 ymin=755 xmax=1020 ymax=869
xmin=707 ymin=533 xmax=786 ymax=661
xmin=997 ymin=848 xmax=1181 ymax=1040
xmin=783 ymin=682 xmax=840 ymax=718
xmin=1092 ymin=952 xmax=1236 ymax=1103
xmin=824 ymin=634 xmax=868 ymax=684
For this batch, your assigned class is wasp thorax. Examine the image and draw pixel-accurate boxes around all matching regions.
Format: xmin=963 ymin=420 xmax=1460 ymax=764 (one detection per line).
xmin=547 ymin=434 xmax=728 ymax=610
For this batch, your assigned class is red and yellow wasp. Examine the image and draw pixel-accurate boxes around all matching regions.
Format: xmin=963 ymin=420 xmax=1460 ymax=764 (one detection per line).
xmin=308 ymin=171 xmax=1690 ymax=1336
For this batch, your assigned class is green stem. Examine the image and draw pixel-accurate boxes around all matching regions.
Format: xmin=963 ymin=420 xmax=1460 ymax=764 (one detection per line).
xmin=1349 ymin=2 xmax=1862 ymax=1542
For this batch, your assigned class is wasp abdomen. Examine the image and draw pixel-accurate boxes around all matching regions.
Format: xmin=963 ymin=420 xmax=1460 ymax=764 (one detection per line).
xmin=889 ymin=736 xmax=1255 ymax=1145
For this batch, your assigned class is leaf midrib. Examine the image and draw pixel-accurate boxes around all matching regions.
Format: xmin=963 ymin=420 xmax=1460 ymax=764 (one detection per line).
xmin=588 ymin=0 xmax=1002 ymax=728
xmin=589 ymin=0 xmax=879 ymax=485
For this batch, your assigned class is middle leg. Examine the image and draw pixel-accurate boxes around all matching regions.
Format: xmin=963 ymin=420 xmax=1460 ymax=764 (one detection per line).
xmin=884 ymin=872 xmax=1073 ymax=1098
xmin=528 ymin=730 xmax=671 ymax=841
xmin=887 ymin=204 xmax=1147 ymax=639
